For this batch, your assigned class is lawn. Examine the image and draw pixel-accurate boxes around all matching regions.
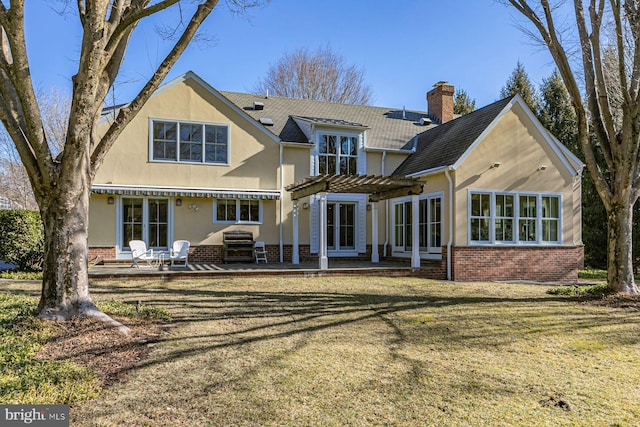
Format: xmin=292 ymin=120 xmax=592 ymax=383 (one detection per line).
xmin=2 ymin=277 xmax=640 ymax=426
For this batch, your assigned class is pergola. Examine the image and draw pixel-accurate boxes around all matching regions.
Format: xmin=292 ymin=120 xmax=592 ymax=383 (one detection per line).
xmin=286 ymin=175 xmax=425 ymax=269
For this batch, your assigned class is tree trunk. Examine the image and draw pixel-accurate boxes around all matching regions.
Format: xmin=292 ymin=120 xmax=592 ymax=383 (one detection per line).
xmin=37 ymin=179 xmax=130 ymax=333
xmin=607 ymin=200 xmax=639 ymax=293
xmin=37 ymin=182 xmax=94 ymax=319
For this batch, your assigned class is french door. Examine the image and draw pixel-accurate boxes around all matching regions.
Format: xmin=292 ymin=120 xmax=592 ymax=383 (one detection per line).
xmin=326 ymin=202 xmax=356 ymax=252
xmin=121 ymin=198 xmax=169 ymax=250
xmin=393 ymin=195 xmax=443 ymax=254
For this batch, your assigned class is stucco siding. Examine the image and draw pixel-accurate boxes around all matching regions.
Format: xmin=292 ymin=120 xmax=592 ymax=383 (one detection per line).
xmin=95 ymin=79 xmax=279 ymax=191
xmin=88 ymin=195 xmax=117 ymax=245
xmin=453 ymin=104 xmax=580 ymax=246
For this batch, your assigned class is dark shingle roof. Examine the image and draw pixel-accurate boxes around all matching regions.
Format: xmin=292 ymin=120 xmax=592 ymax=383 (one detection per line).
xmin=392 ymin=96 xmax=514 ymax=176
xmin=219 ymin=91 xmax=435 ymax=150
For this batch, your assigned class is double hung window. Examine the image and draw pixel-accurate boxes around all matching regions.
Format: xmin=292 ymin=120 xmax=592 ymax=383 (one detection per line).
xmin=469 ymin=191 xmax=561 ymax=244
xmin=214 ymin=199 xmax=261 ymax=224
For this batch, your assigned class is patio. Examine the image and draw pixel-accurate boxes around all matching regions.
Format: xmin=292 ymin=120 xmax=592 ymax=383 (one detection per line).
xmin=88 ymin=258 xmax=441 ymax=281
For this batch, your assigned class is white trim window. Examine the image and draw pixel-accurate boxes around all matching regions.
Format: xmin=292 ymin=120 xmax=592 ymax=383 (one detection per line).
xmin=392 ymin=193 xmax=444 ymax=256
xmin=213 ymin=199 xmax=262 ymax=224
xmin=317 ymin=132 xmax=359 ymax=176
xmin=542 ymin=196 xmax=560 ymax=242
xmin=470 ymin=193 xmax=491 ymax=242
xmin=117 ymin=197 xmax=174 ymax=253
xmin=150 ymin=119 xmax=229 ymax=165
xmin=468 ymin=191 xmax=562 ymax=245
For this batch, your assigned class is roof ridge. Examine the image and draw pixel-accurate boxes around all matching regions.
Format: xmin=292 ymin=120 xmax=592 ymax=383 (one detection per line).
xmin=218 ymin=90 xmax=428 ymax=114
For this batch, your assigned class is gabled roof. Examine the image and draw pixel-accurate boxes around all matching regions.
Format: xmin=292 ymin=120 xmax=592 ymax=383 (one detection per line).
xmin=393 ymin=95 xmax=583 ymax=177
xmin=102 ymin=70 xmax=433 ymax=151
xmin=219 ymin=91 xmax=435 ymax=150
xmin=393 ymin=96 xmax=514 ymax=176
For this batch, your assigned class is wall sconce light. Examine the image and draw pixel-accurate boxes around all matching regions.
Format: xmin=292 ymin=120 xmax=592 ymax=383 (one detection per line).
xmin=175 ymin=198 xmax=182 ymax=206
xmin=366 ymin=204 xmax=372 ymax=211
xmin=107 ymin=196 xmax=114 ymax=205
xmin=538 ymin=165 xmax=548 ymax=171
xmin=302 ymin=202 xmax=309 ymax=209
xmin=188 ymin=204 xmax=199 ymax=212
xmin=491 ymin=162 xmax=501 ymax=168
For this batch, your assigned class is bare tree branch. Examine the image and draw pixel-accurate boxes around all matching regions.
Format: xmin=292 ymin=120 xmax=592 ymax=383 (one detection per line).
xmin=91 ymin=0 xmax=220 ymax=173
xmin=254 ymin=46 xmax=372 ymax=105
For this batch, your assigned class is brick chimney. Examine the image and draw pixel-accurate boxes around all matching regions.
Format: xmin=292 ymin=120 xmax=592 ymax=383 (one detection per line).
xmin=427 ymin=81 xmax=455 ymax=124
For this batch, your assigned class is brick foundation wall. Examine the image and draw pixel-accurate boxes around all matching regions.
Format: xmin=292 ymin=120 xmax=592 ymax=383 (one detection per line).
xmin=191 ymin=245 xmax=224 ymax=263
xmin=451 ymin=246 xmax=584 ymax=283
xmin=88 ymin=247 xmax=116 ymax=261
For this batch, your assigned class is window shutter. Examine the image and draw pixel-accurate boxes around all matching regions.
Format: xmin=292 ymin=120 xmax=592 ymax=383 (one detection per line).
xmin=357 ymin=133 xmax=367 ymax=175
xmin=310 ymin=139 xmax=318 ymax=176
xmin=358 ymin=194 xmax=367 ymax=253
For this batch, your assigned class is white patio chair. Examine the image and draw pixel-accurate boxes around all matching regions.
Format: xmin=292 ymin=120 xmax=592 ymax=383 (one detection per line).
xmin=169 ymin=240 xmax=190 ymax=268
xmin=129 ymin=240 xmax=155 ymax=268
xmin=254 ymin=241 xmax=267 ymax=264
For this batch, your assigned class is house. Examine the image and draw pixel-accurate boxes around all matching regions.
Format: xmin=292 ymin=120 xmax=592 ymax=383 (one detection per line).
xmin=0 ymin=197 xmax=11 ymax=210
xmin=89 ymin=72 xmax=583 ymax=283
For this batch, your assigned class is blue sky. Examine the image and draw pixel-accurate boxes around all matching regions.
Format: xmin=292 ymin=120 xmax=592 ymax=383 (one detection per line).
xmin=26 ymin=0 xmax=556 ymax=112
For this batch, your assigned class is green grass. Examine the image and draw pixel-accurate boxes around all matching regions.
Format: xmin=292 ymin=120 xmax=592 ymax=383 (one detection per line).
xmin=578 ymin=268 xmax=608 ymax=281
xmin=547 ymin=283 xmax=610 ymax=296
xmin=3 ymin=278 xmax=639 ymax=426
xmin=0 ymin=270 xmax=43 ymax=281
xmin=97 ymin=300 xmax=172 ymax=321
xmin=0 ymin=293 xmax=99 ymax=404
xmin=0 ymin=294 xmax=171 ymax=405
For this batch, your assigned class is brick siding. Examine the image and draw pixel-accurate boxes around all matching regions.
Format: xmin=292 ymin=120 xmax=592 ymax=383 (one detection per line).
xmin=88 ymin=247 xmax=116 ymax=261
xmin=451 ymin=246 xmax=584 ymax=283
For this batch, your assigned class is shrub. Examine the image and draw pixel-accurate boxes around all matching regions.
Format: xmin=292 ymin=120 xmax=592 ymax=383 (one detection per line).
xmin=547 ymin=283 xmax=610 ymax=296
xmin=0 ymin=210 xmax=44 ymax=270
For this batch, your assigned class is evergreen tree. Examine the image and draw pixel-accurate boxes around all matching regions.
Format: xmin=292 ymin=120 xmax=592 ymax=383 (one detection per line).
xmin=538 ymin=71 xmax=577 ymax=152
xmin=538 ymin=70 xmax=607 ymax=269
xmin=453 ymin=89 xmax=475 ymax=115
xmin=500 ymin=61 xmax=539 ymax=112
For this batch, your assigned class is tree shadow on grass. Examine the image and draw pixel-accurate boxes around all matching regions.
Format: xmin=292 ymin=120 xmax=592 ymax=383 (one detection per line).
xmin=90 ymin=285 xmax=640 ymax=373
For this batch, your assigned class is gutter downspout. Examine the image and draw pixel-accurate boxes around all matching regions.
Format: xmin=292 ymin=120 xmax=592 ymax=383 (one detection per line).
xmin=279 ymin=143 xmax=284 ymax=263
xmin=381 ymin=151 xmax=389 ymax=257
xmin=445 ymin=167 xmax=454 ymax=280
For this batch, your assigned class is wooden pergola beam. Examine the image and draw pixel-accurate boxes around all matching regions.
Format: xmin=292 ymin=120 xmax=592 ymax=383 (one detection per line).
xmin=369 ymin=184 xmax=424 ymax=202
xmin=286 ymin=174 xmax=424 ymax=201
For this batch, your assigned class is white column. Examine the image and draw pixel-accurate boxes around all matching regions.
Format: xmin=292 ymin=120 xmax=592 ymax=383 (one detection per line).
xmin=292 ymin=200 xmax=300 ymax=265
xmin=318 ymin=192 xmax=328 ymax=270
xmin=411 ymin=195 xmax=421 ymax=268
xmin=371 ymin=201 xmax=379 ymax=263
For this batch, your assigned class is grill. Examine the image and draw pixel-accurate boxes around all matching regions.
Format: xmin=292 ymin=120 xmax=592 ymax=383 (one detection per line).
xmin=222 ymin=230 xmax=255 ymax=262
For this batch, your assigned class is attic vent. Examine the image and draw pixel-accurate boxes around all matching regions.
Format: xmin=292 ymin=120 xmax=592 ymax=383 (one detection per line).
xmin=420 ymin=117 xmax=432 ymax=126
xmin=253 ymin=101 xmax=264 ymax=110
xmin=259 ymin=117 xmax=274 ymax=126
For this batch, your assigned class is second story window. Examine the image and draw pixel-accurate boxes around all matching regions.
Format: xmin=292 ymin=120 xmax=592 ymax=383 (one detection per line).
xmin=318 ymin=133 xmax=358 ymax=176
xmin=151 ymin=119 xmax=229 ymax=165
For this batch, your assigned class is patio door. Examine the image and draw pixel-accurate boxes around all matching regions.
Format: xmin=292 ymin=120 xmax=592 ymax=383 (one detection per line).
xmin=393 ymin=194 xmax=443 ymax=255
xmin=327 ymin=202 xmax=356 ymax=252
xmin=121 ymin=198 xmax=169 ymax=250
